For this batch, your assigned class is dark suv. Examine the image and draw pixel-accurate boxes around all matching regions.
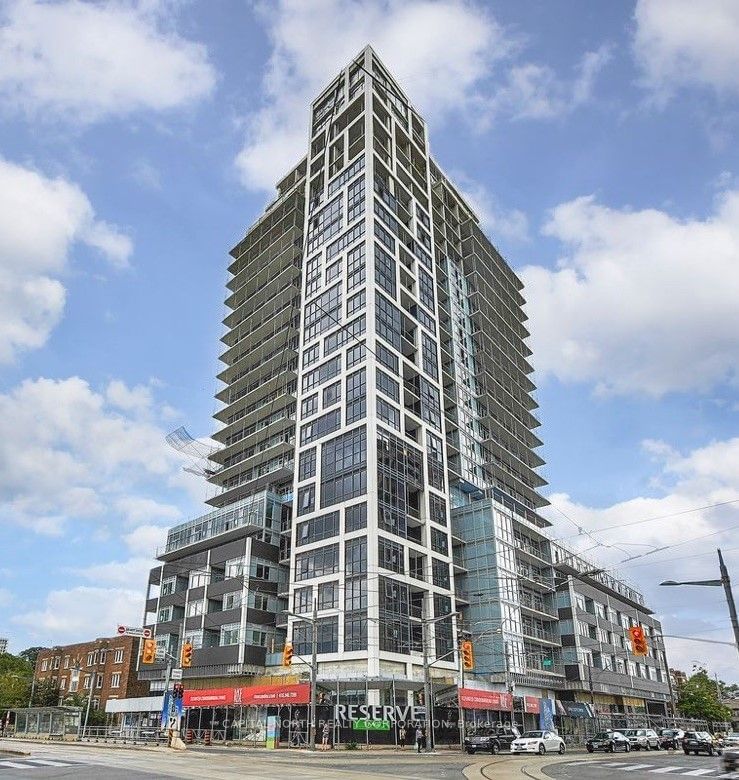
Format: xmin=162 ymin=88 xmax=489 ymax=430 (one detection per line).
xmin=683 ymin=731 xmax=722 ymax=756
xmin=586 ymin=731 xmax=631 ymax=753
xmin=464 ymin=725 xmax=521 ymax=755
xmin=658 ymin=728 xmax=684 ymax=750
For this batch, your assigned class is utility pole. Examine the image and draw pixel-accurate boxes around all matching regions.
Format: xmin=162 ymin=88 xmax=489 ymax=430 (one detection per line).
xmin=718 ymin=549 xmax=739 ymax=657
xmin=421 ymin=593 xmax=432 ymax=753
xmin=309 ymin=598 xmax=318 ymax=752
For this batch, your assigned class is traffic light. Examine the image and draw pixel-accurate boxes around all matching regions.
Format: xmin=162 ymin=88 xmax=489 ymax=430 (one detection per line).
xmin=628 ymin=625 xmax=649 ymax=656
xmin=181 ymin=642 xmax=193 ymax=668
xmin=282 ymin=642 xmax=294 ymax=667
xmin=141 ymin=639 xmax=156 ymax=664
xmin=460 ymin=639 xmax=475 ymax=670
xmin=172 ymin=682 xmax=184 ymax=701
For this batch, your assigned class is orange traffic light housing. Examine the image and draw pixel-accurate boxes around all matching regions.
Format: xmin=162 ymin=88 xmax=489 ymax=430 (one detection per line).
xmin=141 ymin=638 xmax=156 ymax=664
xmin=282 ymin=642 xmax=294 ymax=667
xmin=181 ymin=642 xmax=193 ymax=668
xmin=628 ymin=626 xmax=649 ymax=656
xmin=460 ymin=639 xmax=475 ymax=670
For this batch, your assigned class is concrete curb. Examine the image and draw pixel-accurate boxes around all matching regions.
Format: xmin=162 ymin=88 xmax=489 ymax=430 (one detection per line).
xmin=0 ymin=738 xmax=168 ymax=753
xmin=0 ymin=749 xmax=32 ymax=758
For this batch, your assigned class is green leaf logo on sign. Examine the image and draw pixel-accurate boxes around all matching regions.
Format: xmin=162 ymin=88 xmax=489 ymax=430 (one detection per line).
xmin=352 ymin=719 xmax=391 ymax=731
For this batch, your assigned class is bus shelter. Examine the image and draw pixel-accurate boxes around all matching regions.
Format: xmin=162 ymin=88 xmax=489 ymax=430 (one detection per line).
xmin=9 ymin=707 xmax=81 ymax=738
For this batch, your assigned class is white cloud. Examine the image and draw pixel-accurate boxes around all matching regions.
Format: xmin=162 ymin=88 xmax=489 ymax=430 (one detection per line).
xmin=237 ymin=0 xmax=607 ymax=192
xmin=0 ymin=157 xmax=132 ymax=362
xmin=488 ymin=46 xmax=611 ymax=121
xmin=521 ymin=189 xmax=739 ymax=396
xmin=452 ymin=171 xmax=529 ymax=244
xmin=0 ymin=588 xmax=13 ymax=607
xmin=0 ymin=376 xmax=186 ymax=534
xmin=106 ymin=380 xmax=154 ymax=415
xmin=13 ymin=586 xmax=143 ymax=642
xmin=123 ymin=524 xmax=168 ymax=556
xmin=633 ymin=0 xmax=739 ymax=101
xmin=545 ymin=436 xmax=739 ymax=681
xmin=71 ymin=557 xmax=155 ymax=588
xmin=115 ymin=497 xmax=181 ymax=526
xmin=0 ymin=0 xmax=216 ymax=123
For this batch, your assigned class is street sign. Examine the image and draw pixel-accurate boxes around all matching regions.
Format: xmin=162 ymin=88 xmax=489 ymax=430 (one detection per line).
xmin=352 ymin=719 xmax=390 ymax=731
xmin=155 ymin=647 xmax=166 ymax=662
xmin=171 ymin=668 xmax=183 ymax=680
xmin=117 ymin=625 xmax=152 ymax=638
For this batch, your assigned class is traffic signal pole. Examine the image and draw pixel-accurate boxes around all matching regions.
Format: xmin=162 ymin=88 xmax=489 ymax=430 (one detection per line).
xmin=718 ymin=549 xmax=739 ymax=658
xmin=310 ymin=599 xmax=318 ymax=751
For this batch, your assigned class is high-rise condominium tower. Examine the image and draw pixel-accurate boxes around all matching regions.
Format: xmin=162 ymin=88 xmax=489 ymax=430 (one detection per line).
xmin=144 ymin=47 xmax=670 ymax=726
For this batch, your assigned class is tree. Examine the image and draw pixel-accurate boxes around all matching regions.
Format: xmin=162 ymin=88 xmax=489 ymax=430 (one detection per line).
xmin=678 ymin=669 xmax=732 ymax=723
xmin=31 ymin=677 xmax=60 ymax=707
xmin=18 ymin=647 xmax=46 ymax=669
xmin=0 ymin=652 xmax=33 ymax=708
xmin=0 ymin=672 xmax=31 ymax=708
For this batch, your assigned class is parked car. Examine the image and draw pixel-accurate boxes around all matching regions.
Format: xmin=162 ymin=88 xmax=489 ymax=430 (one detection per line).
xmin=721 ymin=746 xmax=739 ymax=773
xmin=658 ymin=728 xmax=685 ymax=750
xmin=510 ymin=730 xmax=566 ymax=755
xmin=586 ymin=731 xmax=632 ymax=753
xmin=723 ymin=732 xmax=739 ymax=748
xmin=622 ymin=728 xmax=660 ymax=750
xmin=682 ymin=731 xmax=722 ymax=756
xmin=464 ymin=725 xmax=521 ymax=755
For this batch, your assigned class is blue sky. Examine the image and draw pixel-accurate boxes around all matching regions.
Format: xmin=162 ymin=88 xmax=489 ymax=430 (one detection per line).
xmin=0 ymin=0 xmax=737 ymax=679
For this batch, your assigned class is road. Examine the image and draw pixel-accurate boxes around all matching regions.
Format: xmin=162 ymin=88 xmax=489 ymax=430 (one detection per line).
xmin=6 ymin=741 xmax=735 ymax=780
xmin=543 ymin=750 xmax=738 ymax=780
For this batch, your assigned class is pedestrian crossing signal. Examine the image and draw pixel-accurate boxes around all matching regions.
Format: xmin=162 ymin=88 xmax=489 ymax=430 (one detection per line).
xmin=628 ymin=626 xmax=649 ymax=656
xmin=282 ymin=642 xmax=294 ymax=667
xmin=461 ymin=639 xmax=475 ymax=670
xmin=141 ymin=639 xmax=156 ymax=664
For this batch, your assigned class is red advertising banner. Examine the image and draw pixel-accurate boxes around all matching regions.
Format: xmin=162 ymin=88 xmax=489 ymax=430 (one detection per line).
xmin=183 ymin=683 xmax=311 ymax=708
xmin=240 ymin=683 xmax=311 ymax=706
xmin=459 ymin=688 xmax=513 ymax=711
xmin=524 ymin=696 xmax=541 ymax=714
xmin=183 ymin=687 xmax=234 ymax=707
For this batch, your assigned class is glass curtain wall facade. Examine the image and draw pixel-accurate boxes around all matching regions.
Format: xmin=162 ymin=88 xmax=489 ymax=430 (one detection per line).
xmin=287 ymin=48 xmax=457 ymax=689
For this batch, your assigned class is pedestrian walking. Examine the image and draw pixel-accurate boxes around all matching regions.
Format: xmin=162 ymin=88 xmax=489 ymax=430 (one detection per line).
xmin=321 ymin=721 xmax=331 ymax=750
xmin=415 ymin=725 xmax=423 ymax=753
xmin=398 ymin=724 xmax=406 ymax=749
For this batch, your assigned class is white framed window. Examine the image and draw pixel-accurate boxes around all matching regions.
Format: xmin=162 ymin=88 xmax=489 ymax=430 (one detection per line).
xmin=41 ymin=659 xmax=48 ymax=671
xmin=63 ymin=656 xmax=69 ymax=669
xmin=220 ymin=624 xmax=240 ymax=646
xmin=189 ymin=571 xmax=209 ymax=589
xmin=87 ymin=652 xmax=94 ymax=666
xmin=186 ymin=600 xmax=204 ymax=617
xmin=114 ymin=648 xmax=124 ymax=664
xmin=53 ymin=657 xmax=60 ymax=670
xmin=161 ymin=577 xmax=177 ymax=596
xmin=99 ymin=651 xmax=107 ymax=665
xmin=225 ymin=559 xmax=245 ymax=579
xmin=110 ymin=672 xmax=121 ymax=689
xmin=96 ymin=673 xmax=103 ymax=688
xmin=158 ymin=605 xmax=173 ymax=623
xmin=223 ymin=592 xmax=242 ymax=611
xmin=186 ymin=631 xmax=203 ymax=650
xmin=84 ymin=674 xmax=92 ymax=689
xmin=59 ymin=677 xmax=66 ymax=690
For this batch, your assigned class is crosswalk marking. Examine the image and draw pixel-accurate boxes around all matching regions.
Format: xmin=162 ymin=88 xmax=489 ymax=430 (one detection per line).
xmin=649 ymin=768 xmax=685 ymax=774
xmin=26 ymin=760 xmax=74 ymax=766
xmin=0 ymin=762 xmax=32 ymax=769
xmin=680 ymin=771 xmax=718 ymax=777
xmin=620 ymin=765 xmax=655 ymax=772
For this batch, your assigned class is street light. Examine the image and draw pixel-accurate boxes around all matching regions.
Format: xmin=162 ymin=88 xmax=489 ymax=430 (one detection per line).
xmin=659 ymin=548 xmax=739 ymax=658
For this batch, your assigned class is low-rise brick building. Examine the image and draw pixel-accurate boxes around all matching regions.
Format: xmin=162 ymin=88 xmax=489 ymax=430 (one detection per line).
xmin=35 ymin=636 xmax=148 ymax=711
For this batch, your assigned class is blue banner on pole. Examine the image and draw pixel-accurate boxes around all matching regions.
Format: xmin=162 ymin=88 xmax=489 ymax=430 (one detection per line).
xmin=539 ymin=698 xmax=555 ymax=731
xmin=160 ymin=691 xmax=171 ymax=728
